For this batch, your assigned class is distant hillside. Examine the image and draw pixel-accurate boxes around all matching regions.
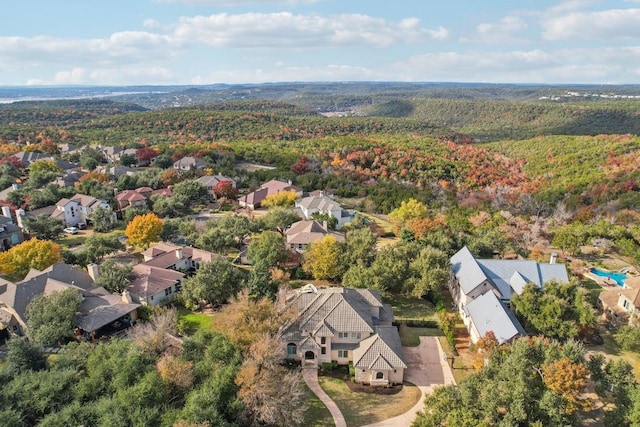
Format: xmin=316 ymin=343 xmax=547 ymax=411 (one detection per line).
xmin=363 ymin=98 xmax=640 ymax=141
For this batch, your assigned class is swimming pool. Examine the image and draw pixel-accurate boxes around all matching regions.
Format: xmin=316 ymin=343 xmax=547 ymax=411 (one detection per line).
xmin=590 ymin=268 xmax=628 ymax=286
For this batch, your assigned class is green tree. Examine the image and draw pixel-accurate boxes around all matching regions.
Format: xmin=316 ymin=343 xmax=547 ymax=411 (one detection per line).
xmin=344 ymin=227 xmax=378 ymax=268
xmin=615 ymin=324 xmax=640 ymax=352
xmin=407 ymin=246 xmax=450 ymax=298
xmin=5 ymin=338 xmax=47 ymax=372
xmin=83 ymin=233 xmax=125 ymax=263
xmin=171 ymin=180 xmax=209 ymax=209
xmin=180 ymin=258 xmax=245 ymax=309
xmin=22 ymin=214 xmax=65 ymax=241
xmin=26 ymin=288 xmax=81 ymax=345
xmin=302 ymin=235 xmax=344 ymax=281
xmin=247 ymin=259 xmax=279 ymax=301
xmin=259 ymin=206 xmax=301 ymax=235
xmin=95 ymin=259 xmax=133 ymax=293
xmin=247 ymin=231 xmax=287 ymax=268
xmin=552 ymin=223 xmax=588 ymax=256
xmin=311 ymin=212 xmax=338 ymax=230
xmin=79 ymin=147 xmax=105 ymax=171
xmin=88 ymin=206 xmax=115 ymax=232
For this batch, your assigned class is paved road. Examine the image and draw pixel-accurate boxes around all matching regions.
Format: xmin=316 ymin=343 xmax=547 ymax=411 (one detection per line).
xmin=362 ymin=336 xmax=456 ymax=427
xmin=302 ymin=367 xmax=347 ymax=427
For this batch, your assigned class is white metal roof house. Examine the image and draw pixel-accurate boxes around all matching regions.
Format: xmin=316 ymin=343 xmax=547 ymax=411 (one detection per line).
xmin=449 ymin=246 xmax=569 ymax=344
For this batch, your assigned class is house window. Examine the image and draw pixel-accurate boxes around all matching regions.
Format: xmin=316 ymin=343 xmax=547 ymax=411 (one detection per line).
xmin=623 ymin=299 xmax=630 ymax=309
xmin=338 ymin=350 xmax=348 ymax=358
xmin=320 ymin=337 xmax=326 ymax=344
xmin=165 ymin=287 xmax=173 ymax=296
xmin=351 ymin=332 xmax=361 ymax=339
xmin=376 ymin=372 xmax=384 ymax=379
xmin=321 ymin=347 xmax=326 ymax=355
xmin=338 ymin=332 xmax=348 ymax=339
xmin=287 ymin=343 xmax=297 ymax=356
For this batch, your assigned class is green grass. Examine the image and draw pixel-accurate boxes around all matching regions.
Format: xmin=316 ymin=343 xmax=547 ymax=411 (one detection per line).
xmin=387 ymin=294 xmax=438 ymax=323
xmin=399 ymin=324 xmax=443 ymax=347
xmin=302 ymin=384 xmax=335 ymax=427
xmin=177 ymin=306 xmax=213 ymax=335
xmin=58 ymin=235 xmax=86 ymax=248
xmin=318 ymin=376 xmax=422 ymax=426
xmin=357 ymin=212 xmax=394 ymax=234
xmin=587 ymin=330 xmax=640 ymax=381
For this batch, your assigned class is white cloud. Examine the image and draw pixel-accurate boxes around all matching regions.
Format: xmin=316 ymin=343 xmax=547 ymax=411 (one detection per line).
xmin=192 ymin=63 xmax=378 ymax=84
xmin=28 ymin=66 xmax=174 ymax=85
xmin=470 ymin=15 xmax=528 ymax=43
xmin=173 ymin=12 xmax=446 ymax=48
xmin=542 ymin=8 xmax=640 ymax=40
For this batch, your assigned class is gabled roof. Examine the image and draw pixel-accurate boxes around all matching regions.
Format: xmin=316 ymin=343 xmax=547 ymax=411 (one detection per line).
xmin=450 ymin=246 xmax=569 ymax=299
xmin=129 ymin=265 xmax=184 ymax=298
xmin=464 ymin=291 xmax=525 ymax=344
xmin=281 ymin=287 xmax=386 ymax=342
xmin=261 ymin=179 xmax=302 ymax=194
xmin=174 ymin=156 xmax=207 ymax=168
xmin=240 ymin=187 xmax=268 ymax=206
xmin=353 ymin=326 xmax=407 ymax=370
xmin=196 ymin=175 xmax=236 ymax=187
xmin=285 ymin=220 xmax=345 ymax=245
xmin=75 ymin=291 xmax=140 ymax=332
xmin=296 ymin=195 xmax=341 ymax=212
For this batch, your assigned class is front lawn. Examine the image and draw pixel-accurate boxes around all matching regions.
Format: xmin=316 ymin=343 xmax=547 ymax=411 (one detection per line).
xmin=318 ymin=376 xmax=421 ymax=426
xmin=302 ymin=384 xmax=334 ymax=427
xmin=177 ymin=306 xmax=213 ymax=335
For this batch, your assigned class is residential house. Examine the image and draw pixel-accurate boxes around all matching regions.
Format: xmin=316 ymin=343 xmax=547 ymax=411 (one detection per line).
xmin=196 ymin=175 xmax=237 ymax=201
xmin=57 ymin=143 xmax=79 ymax=154
xmin=0 ymin=262 xmax=139 ymax=340
xmin=295 ymin=192 xmax=354 ymax=229
xmin=100 ymin=165 xmax=137 ymax=179
xmin=12 ymin=151 xmax=50 ymax=167
xmin=173 ymin=156 xmax=208 ymax=173
xmin=280 ymin=286 xmax=407 ymax=385
xmin=285 ymin=220 xmax=345 ymax=253
xmin=0 ymin=214 xmax=24 ymax=252
xmin=239 ymin=179 xmax=303 ymax=210
xmin=51 ymin=194 xmax=114 ymax=228
xmin=141 ymin=242 xmax=218 ymax=271
xmin=599 ymin=276 xmax=640 ymax=327
xmin=128 ymin=264 xmax=184 ymax=306
xmin=54 ymin=171 xmax=86 ymax=188
xmin=449 ymin=246 xmax=569 ymax=344
xmin=115 ymin=189 xmax=149 ymax=211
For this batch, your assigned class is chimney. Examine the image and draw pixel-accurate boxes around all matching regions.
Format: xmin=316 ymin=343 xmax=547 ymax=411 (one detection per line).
xmin=549 ymin=252 xmax=558 ymax=264
xmin=319 ymin=190 xmax=324 ymax=198
xmin=121 ymin=289 xmax=133 ymax=304
xmin=287 ymin=179 xmax=292 ymax=185
xmin=176 ymin=248 xmax=183 ymax=259
xmin=15 ymin=208 xmax=25 ymax=230
xmin=11 ymin=183 xmax=20 ymax=191
xmin=322 ymin=220 xmax=328 ymax=231
xmin=1 ymin=206 xmax=12 ymax=221
xmin=87 ymin=263 xmax=100 ymax=281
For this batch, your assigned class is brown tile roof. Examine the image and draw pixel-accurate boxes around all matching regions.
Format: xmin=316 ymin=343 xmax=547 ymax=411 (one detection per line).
xmin=129 ymin=265 xmax=184 ymax=298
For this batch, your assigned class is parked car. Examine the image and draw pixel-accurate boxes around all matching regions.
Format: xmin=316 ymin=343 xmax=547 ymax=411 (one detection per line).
xmin=64 ymin=227 xmax=78 ymax=234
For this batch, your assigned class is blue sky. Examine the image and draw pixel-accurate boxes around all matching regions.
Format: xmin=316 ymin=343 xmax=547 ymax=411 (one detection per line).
xmin=2 ymin=0 xmax=640 ymax=86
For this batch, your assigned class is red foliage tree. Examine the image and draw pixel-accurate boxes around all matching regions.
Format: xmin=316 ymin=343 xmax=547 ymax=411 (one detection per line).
xmin=214 ymin=180 xmax=238 ymax=200
xmin=291 ymin=156 xmax=312 ymax=175
xmin=136 ymin=147 xmax=158 ymax=163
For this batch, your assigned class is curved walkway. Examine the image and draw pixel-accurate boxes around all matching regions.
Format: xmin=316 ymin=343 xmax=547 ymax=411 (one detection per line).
xmin=362 ymin=336 xmax=456 ymax=427
xmin=303 ymin=367 xmax=347 ymax=427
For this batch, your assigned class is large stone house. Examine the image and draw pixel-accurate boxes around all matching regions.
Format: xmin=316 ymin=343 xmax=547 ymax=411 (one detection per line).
xmin=280 ymin=286 xmax=406 ymax=385
xmin=449 ymin=246 xmax=569 ymax=344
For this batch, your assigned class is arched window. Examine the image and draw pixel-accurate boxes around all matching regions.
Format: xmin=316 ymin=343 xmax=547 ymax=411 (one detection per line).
xmin=287 ymin=343 xmax=297 ymax=356
xmin=375 ymin=372 xmax=384 ymax=379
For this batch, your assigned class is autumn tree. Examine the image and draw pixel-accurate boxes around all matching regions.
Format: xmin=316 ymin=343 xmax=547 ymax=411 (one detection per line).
xmin=125 ymin=212 xmax=163 ymax=249
xmin=261 ymin=189 xmax=299 ymax=208
xmin=156 ymin=353 xmax=195 ymax=391
xmin=179 ymin=258 xmax=245 ymax=310
xmin=236 ymin=333 xmax=307 ymax=427
xmin=542 ymin=357 xmax=590 ymax=414
xmin=302 ymin=235 xmax=344 ymax=281
xmin=0 ymin=238 xmax=62 ymax=280
xmin=128 ymin=307 xmax=178 ymax=355
xmin=388 ymin=198 xmax=428 ymax=233
xmin=26 ymin=288 xmax=81 ymax=345
xmin=213 ymin=180 xmax=238 ymax=200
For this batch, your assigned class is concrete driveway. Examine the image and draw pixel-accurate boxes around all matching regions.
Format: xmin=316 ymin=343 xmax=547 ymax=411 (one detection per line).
xmin=363 ymin=336 xmax=456 ymax=427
